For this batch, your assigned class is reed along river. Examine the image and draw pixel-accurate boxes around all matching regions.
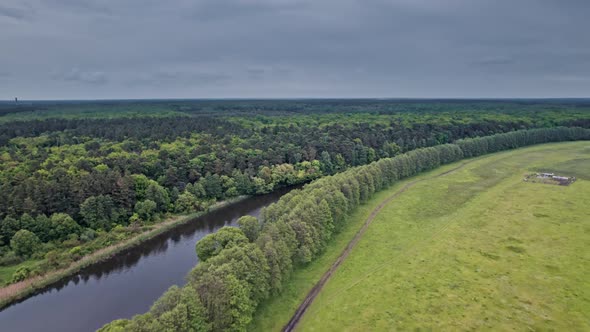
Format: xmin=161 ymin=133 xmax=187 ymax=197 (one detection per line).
xmin=0 ymin=186 xmax=296 ymax=332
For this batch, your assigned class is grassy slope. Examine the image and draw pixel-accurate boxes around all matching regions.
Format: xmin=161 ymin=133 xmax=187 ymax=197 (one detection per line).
xmin=251 ymin=141 xmax=590 ymax=331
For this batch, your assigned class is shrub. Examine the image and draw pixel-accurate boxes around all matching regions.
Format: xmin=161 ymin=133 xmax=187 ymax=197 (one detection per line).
xmin=69 ymin=246 xmax=83 ymax=261
xmin=80 ymin=228 xmax=98 ymax=242
xmin=11 ymin=266 xmax=31 ymax=283
xmin=31 ymin=250 xmax=47 ymax=260
xmin=45 ymin=250 xmax=61 ymax=267
xmin=61 ymin=234 xmax=81 ymax=248
xmin=0 ymin=251 xmax=22 ymax=267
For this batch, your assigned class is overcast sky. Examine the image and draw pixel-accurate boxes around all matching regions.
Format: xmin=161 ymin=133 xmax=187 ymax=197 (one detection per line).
xmin=1 ymin=0 xmax=589 ymax=99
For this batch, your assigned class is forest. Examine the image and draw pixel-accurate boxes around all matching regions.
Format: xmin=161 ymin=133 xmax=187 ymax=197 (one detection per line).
xmin=99 ymin=126 xmax=590 ymax=331
xmin=0 ymin=99 xmax=589 ymax=289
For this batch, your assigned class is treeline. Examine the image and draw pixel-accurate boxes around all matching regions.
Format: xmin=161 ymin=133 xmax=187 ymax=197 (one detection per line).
xmin=100 ymin=127 xmax=590 ymax=331
xmin=456 ymin=127 xmax=590 ymax=157
xmin=3 ymin=98 xmax=590 ymax=120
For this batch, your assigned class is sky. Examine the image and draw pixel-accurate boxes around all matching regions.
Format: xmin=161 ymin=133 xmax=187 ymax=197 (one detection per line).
xmin=0 ymin=0 xmax=589 ymax=99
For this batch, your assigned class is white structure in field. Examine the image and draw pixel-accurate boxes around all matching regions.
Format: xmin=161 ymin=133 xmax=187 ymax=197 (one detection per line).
xmin=553 ymin=176 xmax=570 ymax=181
xmin=535 ymin=172 xmax=574 ymax=182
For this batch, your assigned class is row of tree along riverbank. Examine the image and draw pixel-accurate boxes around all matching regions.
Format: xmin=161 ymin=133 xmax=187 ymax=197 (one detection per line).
xmin=100 ymin=127 xmax=590 ymax=332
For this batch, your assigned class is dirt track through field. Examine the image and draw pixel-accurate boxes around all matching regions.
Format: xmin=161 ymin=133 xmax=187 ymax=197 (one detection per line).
xmin=282 ymin=160 xmax=475 ymax=332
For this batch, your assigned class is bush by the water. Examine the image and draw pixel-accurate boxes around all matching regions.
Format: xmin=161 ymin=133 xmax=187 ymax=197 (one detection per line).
xmin=11 ymin=267 xmax=31 ymax=283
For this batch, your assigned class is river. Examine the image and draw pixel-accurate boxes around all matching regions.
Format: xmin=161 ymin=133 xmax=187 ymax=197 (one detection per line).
xmin=0 ymin=186 xmax=295 ymax=332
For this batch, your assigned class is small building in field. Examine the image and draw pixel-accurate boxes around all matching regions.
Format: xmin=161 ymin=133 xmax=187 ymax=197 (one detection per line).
xmin=525 ymin=172 xmax=575 ymax=186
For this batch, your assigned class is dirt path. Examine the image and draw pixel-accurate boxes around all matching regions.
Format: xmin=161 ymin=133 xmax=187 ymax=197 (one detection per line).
xmin=282 ymin=160 xmax=475 ymax=332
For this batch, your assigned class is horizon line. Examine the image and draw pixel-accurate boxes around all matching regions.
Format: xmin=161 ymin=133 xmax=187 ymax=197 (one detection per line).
xmin=3 ymin=97 xmax=590 ymax=103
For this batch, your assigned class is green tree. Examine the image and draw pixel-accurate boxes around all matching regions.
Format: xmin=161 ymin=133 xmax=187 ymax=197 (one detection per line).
xmin=149 ymin=286 xmax=211 ymax=332
xmin=33 ymin=214 xmax=52 ymax=242
xmin=256 ymin=226 xmax=294 ymax=295
xmin=175 ymin=191 xmax=200 ymax=213
xmin=232 ymin=169 xmax=254 ymax=194
xmin=49 ymin=213 xmax=81 ymax=242
xmin=132 ymin=174 xmax=152 ymax=201
xmin=201 ymin=173 xmax=223 ymax=199
xmin=135 ymin=200 xmax=157 ymax=222
xmin=201 ymin=243 xmax=271 ymax=305
xmin=318 ymin=199 xmax=335 ymax=241
xmin=145 ymin=183 xmax=170 ymax=212
xmin=195 ymin=227 xmax=248 ymax=262
xmin=237 ymin=216 xmax=260 ymax=242
xmin=19 ymin=213 xmax=36 ymax=232
xmin=96 ymin=319 xmax=130 ymax=332
xmin=319 ymin=151 xmax=334 ymax=174
xmin=1 ymin=216 xmax=21 ymax=246
xmin=192 ymin=267 xmax=255 ymax=332
xmin=11 ymin=229 xmax=41 ymax=258
xmin=80 ymin=195 xmax=117 ymax=230
xmin=187 ymin=182 xmax=207 ymax=199
xmin=333 ymin=153 xmax=346 ymax=171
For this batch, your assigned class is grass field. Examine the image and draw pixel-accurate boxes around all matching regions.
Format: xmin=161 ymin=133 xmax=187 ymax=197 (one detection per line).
xmin=250 ymin=141 xmax=590 ymax=331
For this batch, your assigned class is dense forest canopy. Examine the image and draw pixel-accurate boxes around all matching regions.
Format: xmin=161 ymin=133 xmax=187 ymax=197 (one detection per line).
xmin=0 ymin=99 xmax=589 ymax=282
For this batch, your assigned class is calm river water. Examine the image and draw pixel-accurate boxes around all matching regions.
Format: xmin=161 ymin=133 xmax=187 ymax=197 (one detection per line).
xmin=0 ymin=187 xmax=295 ymax=332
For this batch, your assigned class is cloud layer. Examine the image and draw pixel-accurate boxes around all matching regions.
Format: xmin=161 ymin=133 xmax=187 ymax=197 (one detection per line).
xmin=1 ymin=0 xmax=589 ymax=99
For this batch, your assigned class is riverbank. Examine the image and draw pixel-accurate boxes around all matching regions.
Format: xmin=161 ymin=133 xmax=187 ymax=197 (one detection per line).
xmin=0 ymin=195 xmax=249 ymax=310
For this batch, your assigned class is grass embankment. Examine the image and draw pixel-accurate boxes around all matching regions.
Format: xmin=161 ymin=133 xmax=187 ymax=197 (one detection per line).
xmin=0 ymin=196 xmax=247 ymax=310
xmin=251 ymin=142 xmax=590 ymax=331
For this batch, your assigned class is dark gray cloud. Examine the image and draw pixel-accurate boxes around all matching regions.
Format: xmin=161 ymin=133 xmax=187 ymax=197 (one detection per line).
xmin=46 ymin=0 xmax=114 ymax=16
xmin=129 ymin=70 xmax=231 ymax=87
xmin=473 ymin=56 xmax=514 ymax=66
xmin=1 ymin=0 xmax=589 ymax=99
xmin=52 ymin=68 xmax=108 ymax=85
xmin=186 ymin=0 xmax=308 ymax=21
xmin=0 ymin=3 xmax=33 ymax=20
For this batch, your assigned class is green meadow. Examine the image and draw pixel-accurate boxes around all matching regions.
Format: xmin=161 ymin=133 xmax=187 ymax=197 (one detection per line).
xmin=251 ymin=141 xmax=590 ymax=331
